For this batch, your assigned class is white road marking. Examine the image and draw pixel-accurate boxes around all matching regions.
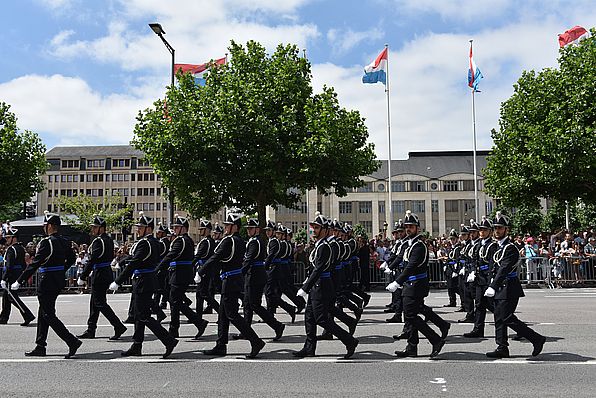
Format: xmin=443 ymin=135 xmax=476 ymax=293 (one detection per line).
xmin=543 ymin=296 xmax=596 ymax=298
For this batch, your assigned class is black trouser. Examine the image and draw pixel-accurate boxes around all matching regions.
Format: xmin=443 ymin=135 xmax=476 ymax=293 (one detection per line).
xmin=358 ymin=262 xmax=370 ymax=291
xmin=87 ymin=281 xmax=124 ymax=332
xmin=303 ymin=284 xmax=356 ymax=354
xmin=169 ymin=283 xmax=202 ymax=332
xmin=243 ymin=276 xmax=283 ymax=331
xmin=1 ymin=287 xmax=34 ymax=321
xmin=265 ymin=272 xmax=295 ymax=315
xmin=447 ymin=285 xmax=458 ymax=306
xmin=403 ymin=295 xmax=441 ymax=347
xmin=216 ymin=279 xmax=261 ymax=347
xmin=196 ymin=276 xmax=219 ymax=320
xmin=129 ymin=292 xmax=165 ymax=320
xmin=391 ymin=286 xmax=404 ymax=315
xmin=463 ymin=281 xmax=476 ymax=319
xmin=153 ymin=271 xmax=168 ymax=309
xmin=35 ymin=291 xmax=78 ymax=348
xmin=473 ymin=284 xmax=494 ymax=333
xmin=494 ymin=297 xmax=543 ymax=349
xmin=132 ymin=291 xmax=175 ymax=346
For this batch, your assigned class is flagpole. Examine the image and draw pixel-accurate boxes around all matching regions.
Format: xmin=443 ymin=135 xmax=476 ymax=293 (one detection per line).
xmin=470 ymin=40 xmax=480 ymax=222
xmin=384 ymin=44 xmax=393 ymax=229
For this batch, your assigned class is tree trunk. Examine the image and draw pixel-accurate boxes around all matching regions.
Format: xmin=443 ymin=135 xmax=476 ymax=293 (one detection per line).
xmin=257 ymin=199 xmax=268 ymax=240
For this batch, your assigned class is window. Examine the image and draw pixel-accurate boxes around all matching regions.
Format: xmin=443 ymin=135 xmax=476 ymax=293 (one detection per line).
xmin=317 ymin=202 xmax=322 ymax=213
xmin=412 ymin=200 xmax=425 ymax=213
xmin=48 ymin=190 xmax=52 ymax=198
xmin=392 ymin=200 xmax=405 ymax=214
xmin=463 ymin=200 xmax=475 ymax=213
xmin=410 ymin=181 xmax=426 ymax=192
xmin=61 ymin=175 xmax=67 ymax=182
xmin=391 ymin=181 xmax=406 ymax=192
xmin=462 ymin=180 xmax=476 ymax=191
xmin=361 ymin=221 xmax=373 ymax=234
xmin=137 ymin=188 xmax=143 ymax=196
xmin=443 ymin=180 xmax=459 ymax=191
xmin=157 ymin=188 xmax=161 ymax=196
xmin=86 ymin=159 xmax=105 ymax=168
xmin=149 ymin=188 xmax=155 ymax=196
xmin=485 ymin=200 xmax=493 ymax=214
xmin=67 ymin=175 xmax=73 ymax=182
xmin=378 ymin=200 xmax=385 ymax=214
xmin=356 ymin=182 xmax=373 ymax=193
xmin=339 ymin=201 xmax=352 ymax=214
xmin=66 ymin=189 xmax=73 ymax=197
xmin=431 ymin=200 xmax=439 ymax=213
xmin=358 ymin=201 xmax=372 ymax=213
xmin=112 ymin=159 xmax=130 ymax=168
xmin=156 ymin=203 xmax=161 ymax=211
xmin=378 ymin=183 xmax=385 ymax=192
xmin=131 ymin=174 xmax=136 ymax=181
xmin=60 ymin=189 xmax=66 ymax=196
xmin=291 ymin=221 xmax=299 ymax=232
xmin=80 ymin=174 xmax=85 ymax=182
xmin=73 ymin=175 xmax=78 ymax=182
xmin=138 ymin=158 xmax=150 ymax=167
xmin=61 ymin=160 xmax=79 ymax=168
xmin=445 ymin=200 xmax=459 ymax=212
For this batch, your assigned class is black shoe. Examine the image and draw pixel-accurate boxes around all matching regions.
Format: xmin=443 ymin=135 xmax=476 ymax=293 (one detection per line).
xmin=202 ymin=346 xmax=227 ymax=356
xmin=430 ymin=340 xmax=445 ymax=359
xmin=156 ymin=311 xmax=167 ymax=323
xmin=349 ymin=320 xmax=357 ymax=335
xmin=386 ymin=315 xmax=402 ymax=323
xmin=463 ymin=330 xmax=484 ymax=338
xmin=440 ymin=323 xmax=451 ymax=339
xmin=272 ymin=324 xmax=285 ymax=341
xmin=443 ymin=303 xmax=457 ymax=307
xmin=203 ymin=306 xmax=213 ymax=314
xmin=77 ymin=330 xmax=95 ymax=339
xmin=121 ymin=343 xmax=142 ymax=357
xmin=363 ymin=294 xmax=371 ymax=308
xmin=65 ymin=339 xmax=82 ymax=359
xmin=354 ymin=308 xmax=363 ymax=321
xmin=317 ymin=332 xmax=334 ymax=340
xmin=193 ymin=319 xmax=208 ymax=340
xmin=246 ymin=339 xmax=266 ymax=359
xmin=395 ymin=346 xmax=417 ymax=358
xmin=292 ymin=349 xmax=315 ymax=358
xmin=0 ymin=318 xmax=8 ymax=324
xmin=288 ymin=306 xmax=296 ymax=324
xmin=343 ymin=339 xmax=359 ymax=359
xmin=123 ymin=317 xmax=135 ymax=324
xmin=25 ymin=346 xmax=46 ymax=357
xmin=168 ymin=329 xmax=179 ymax=338
xmin=162 ymin=339 xmax=178 ymax=359
xmin=20 ymin=316 xmax=35 ymax=327
xmin=486 ymin=348 xmax=510 ymax=358
xmin=393 ymin=332 xmax=409 ymax=340
xmin=296 ymin=300 xmax=305 ymax=315
xmin=110 ymin=325 xmax=127 ymax=341
xmin=512 ymin=335 xmax=524 ymax=341
xmin=532 ymin=335 xmax=547 ymax=357
xmin=385 ymin=303 xmax=393 ymax=308
xmin=383 ymin=308 xmax=395 ymax=313
xmin=232 ymin=334 xmax=246 ymax=340
xmin=457 ymin=317 xmax=474 ymax=323
xmin=455 ymin=307 xmax=466 ymax=312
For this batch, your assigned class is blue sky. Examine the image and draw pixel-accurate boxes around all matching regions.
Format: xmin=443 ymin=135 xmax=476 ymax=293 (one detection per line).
xmin=1 ymin=0 xmax=593 ymax=158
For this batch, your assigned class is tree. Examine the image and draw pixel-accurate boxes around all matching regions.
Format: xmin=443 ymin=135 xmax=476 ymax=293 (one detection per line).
xmin=0 ymin=102 xmax=47 ymax=218
xmin=54 ymin=194 xmax=133 ymax=234
xmin=484 ymin=29 xmax=596 ymax=208
xmin=294 ymin=228 xmax=309 ymax=245
xmin=133 ymin=41 xmax=378 ymax=228
xmin=352 ymin=224 xmax=369 ymax=241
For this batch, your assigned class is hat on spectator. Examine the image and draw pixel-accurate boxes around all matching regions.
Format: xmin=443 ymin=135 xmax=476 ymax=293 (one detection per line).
xmin=198 ymin=219 xmax=212 ymax=230
xmin=392 ymin=219 xmax=405 ymax=232
xmin=171 ymin=213 xmax=190 ymax=229
xmin=469 ymin=218 xmax=479 ymax=231
xmin=90 ymin=214 xmax=107 ymax=228
xmin=135 ymin=211 xmax=154 ymax=228
xmin=403 ymin=210 xmax=420 ymax=226
xmin=275 ymin=223 xmax=286 ymax=233
xmin=478 ymin=216 xmax=493 ymax=230
xmin=43 ymin=210 xmax=61 ymax=226
xmin=492 ymin=211 xmax=511 ymax=228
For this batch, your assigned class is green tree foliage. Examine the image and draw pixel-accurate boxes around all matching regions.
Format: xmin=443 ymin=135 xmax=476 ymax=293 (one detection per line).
xmin=54 ymin=194 xmax=133 ymax=234
xmin=352 ymin=224 xmax=369 ymax=241
xmin=510 ymin=204 xmax=543 ymax=236
xmin=0 ymin=102 xmax=47 ymax=218
xmin=484 ymin=29 xmax=596 ymax=208
xmin=294 ymin=227 xmax=309 ymax=245
xmin=133 ymin=41 xmax=378 ymax=227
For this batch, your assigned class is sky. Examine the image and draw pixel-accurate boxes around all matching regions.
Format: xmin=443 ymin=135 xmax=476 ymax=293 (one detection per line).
xmin=0 ymin=0 xmax=593 ymax=159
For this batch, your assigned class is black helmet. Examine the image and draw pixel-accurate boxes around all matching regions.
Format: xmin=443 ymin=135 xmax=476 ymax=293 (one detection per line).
xmin=492 ymin=211 xmax=511 ymax=228
xmin=90 ymin=214 xmax=106 ymax=228
xmin=171 ymin=213 xmax=189 ymax=229
xmin=198 ymin=219 xmax=212 ymax=230
xmin=43 ymin=211 xmax=61 ymax=226
xmin=403 ymin=210 xmax=420 ymax=227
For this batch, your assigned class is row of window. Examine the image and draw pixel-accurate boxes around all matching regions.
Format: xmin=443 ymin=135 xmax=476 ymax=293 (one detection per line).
xmin=60 ymin=158 xmax=151 ymax=170
xmin=48 ymin=187 xmax=167 ymax=198
xmin=336 ymin=199 xmax=491 ymax=215
xmin=49 ymin=173 xmax=160 ymax=183
xmin=356 ymin=180 xmax=478 ymax=193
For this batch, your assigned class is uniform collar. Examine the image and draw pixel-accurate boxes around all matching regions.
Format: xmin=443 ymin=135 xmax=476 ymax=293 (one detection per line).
xmin=498 ymin=237 xmax=509 ymax=247
xmin=408 ymin=234 xmax=421 ymax=246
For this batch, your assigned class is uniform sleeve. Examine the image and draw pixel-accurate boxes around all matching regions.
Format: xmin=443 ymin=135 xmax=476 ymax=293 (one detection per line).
xmin=264 ymin=239 xmax=279 ymax=269
xmin=158 ymin=236 xmax=184 ymax=272
xmin=490 ymin=245 xmax=520 ymax=290
xmin=301 ymin=244 xmax=330 ymax=293
xmin=396 ymin=242 xmax=427 ymax=285
xmin=115 ymin=239 xmax=149 ymax=284
xmin=2 ymin=247 xmax=16 ymax=281
xmin=81 ymin=237 xmax=103 ymax=279
xmin=193 ymin=239 xmax=208 ymax=266
xmin=242 ymin=239 xmax=258 ymax=274
xmin=198 ymin=236 xmax=230 ymax=277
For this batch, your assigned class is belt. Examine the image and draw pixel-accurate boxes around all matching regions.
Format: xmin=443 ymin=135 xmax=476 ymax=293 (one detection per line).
xmin=251 ymin=261 xmax=265 ymax=267
xmin=169 ymin=260 xmax=193 ymax=267
xmin=407 ymin=272 xmax=428 ymax=281
xmin=93 ymin=262 xmax=111 ymax=270
xmin=320 ymin=272 xmax=331 ymax=278
xmin=340 ymin=261 xmax=348 ymax=266
xmin=335 ymin=264 xmax=344 ymax=270
xmin=448 ymin=261 xmax=456 ymax=265
xmin=272 ymin=259 xmax=283 ymax=264
xmin=459 ymin=260 xmax=466 ymax=264
xmin=38 ymin=265 xmax=64 ymax=273
xmin=220 ymin=268 xmax=242 ymax=280
xmin=5 ymin=264 xmax=23 ymax=270
xmin=196 ymin=260 xmax=205 ymax=266
xmin=507 ymin=271 xmax=517 ymax=279
xmin=350 ymin=256 xmax=358 ymax=262
xmin=133 ymin=268 xmax=154 ymax=275
xmin=480 ymin=265 xmax=489 ymax=271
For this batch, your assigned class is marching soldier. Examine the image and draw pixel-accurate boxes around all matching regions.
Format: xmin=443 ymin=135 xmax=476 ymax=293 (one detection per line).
xmin=392 ymin=210 xmax=446 ymax=359
xmin=484 ymin=211 xmax=546 ymax=358
xmin=12 ymin=211 xmax=82 ymax=358
xmin=158 ymin=214 xmax=208 ymax=339
xmin=293 ymin=213 xmax=359 ymax=359
xmin=204 ymin=223 xmax=224 ymax=313
xmin=264 ymin=223 xmax=296 ymax=322
xmin=193 ymin=219 xmax=219 ymax=334
xmin=456 ymin=224 xmax=471 ymax=315
xmin=76 ymin=215 xmax=127 ymax=340
xmin=237 ymin=217 xmax=285 ymax=341
xmin=110 ymin=212 xmax=178 ymax=359
xmin=464 ymin=216 xmax=497 ymax=338
xmin=196 ymin=213 xmax=266 ymax=359
xmin=153 ymin=223 xmax=169 ymax=318
xmin=459 ymin=220 xmax=480 ymax=323
xmin=0 ymin=227 xmax=35 ymax=326
xmin=277 ymin=228 xmax=305 ymax=313
xmin=381 ymin=220 xmax=407 ymax=323
xmin=344 ymin=227 xmax=371 ymax=309
xmin=441 ymin=229 xmax=460 ymax=307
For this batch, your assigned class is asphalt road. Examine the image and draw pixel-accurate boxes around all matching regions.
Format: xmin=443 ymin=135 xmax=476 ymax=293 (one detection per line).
xmin=0 ymin=287 xmax=595 ymax=397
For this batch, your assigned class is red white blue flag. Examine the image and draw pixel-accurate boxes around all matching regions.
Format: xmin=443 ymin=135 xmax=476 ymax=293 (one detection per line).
xmin=362 ymin=47 xmax=388 ymax=85
xmin=175 ymin=57 xmax=226 ymax=86
xmin=558 ymin=26 xmax=590 ymax=47
xmin=468 ymin=43 xmax=483 ymax=92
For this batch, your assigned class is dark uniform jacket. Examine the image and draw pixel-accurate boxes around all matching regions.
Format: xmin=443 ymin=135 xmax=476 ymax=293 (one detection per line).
xmin=115 ymin=234 xmax=160 ymax=293
xmin=158 ymin=233 xmax=195 ymax=286
xmin=198 ymin=232 xmax=246 ymax=294
xmin=80 ymin=233 xmax=114 ymax=285
xmin=264 ymin=237 xmax=281 ymax=276
xmin=193 ymin=236 xmax=215 ymax=268
xmin=490 ymin=237 xmax=524 ymax=299
xmin=301 ymin=238 xmax=333 ymax=295
xmin=476 ymin=238 xmax=498 ymax=286
xmin=467 ymin=238 xmax=482 ymax=282
xmin=396 ymin=234 xmax=429 ymax=298
xmin=241 ymin=235 xmax=267 ymax=285
xmin=19 ymin=233 xmax=75 ymax=293
xmin=3 ymin=243 xmax=26 ymax=284
xmin=388 ymin=238 xmax=409 ymax=271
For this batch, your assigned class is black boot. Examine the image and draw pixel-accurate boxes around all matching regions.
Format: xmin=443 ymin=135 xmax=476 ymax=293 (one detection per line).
xmin=25 ymin=346 xmax=46 ymax=357
xmin=463 ymin=329 xmax=484 ymax=338
xmin=343 ymin=339 xmax=359 ymax=359
xmin=317 ymin=331 xmax=334 ymax=340
xmin=121 ymin=343 xmax=142 ymax=357
xmin=292 ymin=349 xmax=315 ymax=358
xmin=532 ymin=335 xmax=547 ymax=357
xmin=272 ymin=324 xmax=285 ymax=341
xmin=110 ymin=325 xmax=127 ymax=341
xmin=20 ymin=315 xmax=35 ymax=326
xmin=486 ymin=347 xmax=510 ymax=358
xmin=245 ymin=339 xmax=266 ymax=359
xmin=162 ymin=339 xmax=178 ymax=359
xmin=202 ymin=345 xmax=227 ymax=356
xmin=77 ymin=330 xmax=95 ymax=339
xmin=193 ymin=319 xmax=209 ymax=340
xmin=395 ymin=344 xmax=417 ymax=358
xmin=65 ymin=339 xmax=83 ymax=359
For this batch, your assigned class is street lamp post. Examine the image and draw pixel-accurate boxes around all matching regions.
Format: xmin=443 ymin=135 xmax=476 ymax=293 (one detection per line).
xmin=149 ymin=22 xmax=175 ymax=226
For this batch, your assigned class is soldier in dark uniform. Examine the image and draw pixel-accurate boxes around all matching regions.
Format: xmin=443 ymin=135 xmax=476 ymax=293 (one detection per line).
xmin=293 ymin=213 xmax=359 ymax=359
xmin=464 ymin=216 xmax=497 ymax=338
xmin=484 ymin=212 xmax=546 ymax=358
xmin=441 ymin=229 xmax=460 ymax=307
xmin=157 ymin=214 xmax=208 ymax=339
xmin=344 ymin=228 xmax=371 ymax=309
xmin=193 ymin=219 xmax=219 ymax=334
xmin=236 ymin=217 xmax=285 ymax=341
xmin=393 ymin=211 xmax=446 ymax=359
xmin=12 ymin=212 xmax=82 ymax=358
xmin=110 ymin=212 xmax=178 ymax=358
xmin=197 ymin=213 xmax=266 ymax=359
xmin=206 ymin=223 xmax=224 ymax=311
xmin=76 ymin=215 xmax=127 ymax=340
xmin=0 ymin=227 xmax=35 ymax=326
xmin=459 ymin=220 xmax=479 ymax=324
xmin=264 ymin=223 xmax=296 ymax=322
xmin=276 ymin=228 xmax=305 ymax=313
xmin=382 ymin=220 xmax=407 ymax=323
xmin=456 ymin=224 xmax=471 ymax=314
xmin=153 ymin=223 xmax=170 ymax=318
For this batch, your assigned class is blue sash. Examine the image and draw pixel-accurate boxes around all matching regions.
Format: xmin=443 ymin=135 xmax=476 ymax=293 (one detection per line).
xmin=407 ymin=272 xmax=428 ymax=281
xmin=38 ymin=265 xmax=64 ymax=273
xmin=220 ymin=268 xmax=242 ymax=280
xmin=93 ymin=262 xmax=111 ymax=270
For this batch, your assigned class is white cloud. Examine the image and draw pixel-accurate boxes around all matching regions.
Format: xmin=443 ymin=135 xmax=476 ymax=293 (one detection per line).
xmin=37 ymin=0 xmax=74 ymax=10
xmin=327 ymin=27 xmax=384 ymax=54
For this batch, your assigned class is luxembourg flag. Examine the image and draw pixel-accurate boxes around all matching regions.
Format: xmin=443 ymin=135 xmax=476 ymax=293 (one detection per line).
xmin=174 ymin=57 xmax=226 ymax=86
xmin=362 ymin=47 xmax=388 ymax=85
xmin=558 ymin=26 xmax=590 ymax=47
xmin=468 ymin=43 xmax=483 ymax=92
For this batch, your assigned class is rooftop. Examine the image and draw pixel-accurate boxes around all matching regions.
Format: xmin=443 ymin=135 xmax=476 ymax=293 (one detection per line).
xmin=46 ymin=145 xmax=144 ymax=158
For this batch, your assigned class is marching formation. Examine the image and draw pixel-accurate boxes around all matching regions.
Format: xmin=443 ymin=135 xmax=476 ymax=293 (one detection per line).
xmin=0 ymin=209 xmax=547 ymax=360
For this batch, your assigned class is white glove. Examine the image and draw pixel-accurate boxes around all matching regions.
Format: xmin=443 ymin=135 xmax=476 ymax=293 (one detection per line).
xmin=384 ymin=267 xmax=393 ymax=274
xmin=0 ymin=280 xmax=7 ymax=289
xmin=10 ymin=281 xmax=21 ymax=291
xmin=303 ymin=278 xmax=308 ymax=284
xmin=194 ymin=272 xmax=201 ymax=284
xmin=379 ymin=261 xmax=388 ymax=270
xmin=77 ymin=278 xmax=85 ymax=286
xmin=297 ymin=288 xmax=307 ymax=297
xmin=443 ymin=266 xmax=447 ymax=272
xmin=484 ymin=287 xmax=495 ymax=297
xmin=467 ymin=272 xmax=476 ymax=283
xmin=452 ymin=272 xmax=458 ymax=278
xmin=386 ymin=281 xmax=400 ymax=292
xmin=109 ymin=282 xmax=120 ymax=291
xmin=114 ymin=263 xmax=121 ymax=270
xmin=459 ymin=268 xmax=465 ymax=276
